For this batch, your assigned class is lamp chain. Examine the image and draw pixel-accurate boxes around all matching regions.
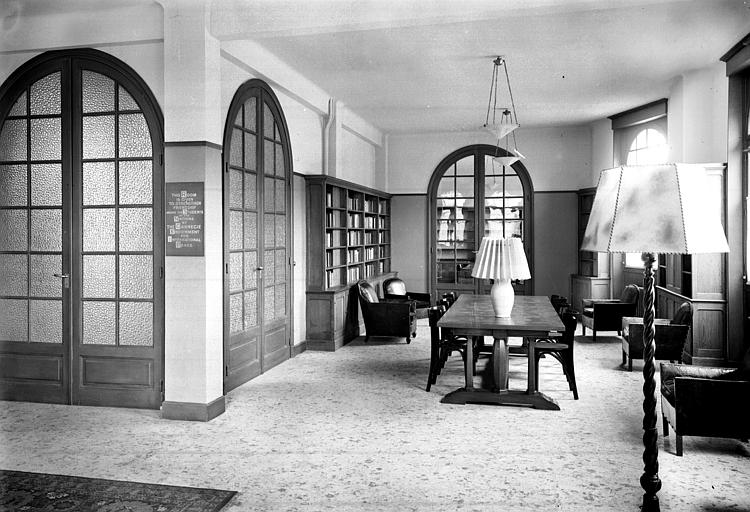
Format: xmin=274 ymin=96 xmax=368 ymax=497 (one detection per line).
xmin=640 ymin=251 xmax=661 ymax=512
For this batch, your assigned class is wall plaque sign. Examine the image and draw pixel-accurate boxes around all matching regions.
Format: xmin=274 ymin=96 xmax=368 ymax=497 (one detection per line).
xmin=165 ymin=182 xmax=204 ymax=256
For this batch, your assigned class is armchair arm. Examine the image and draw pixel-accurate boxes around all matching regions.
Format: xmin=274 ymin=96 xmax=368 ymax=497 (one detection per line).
xmin=405 ymin=291 xmax=431 ymax=303
xmin=591 ymin=301 xmax=637 ymax=316
xmin=660 ymin=362 xmax=731 ymax=382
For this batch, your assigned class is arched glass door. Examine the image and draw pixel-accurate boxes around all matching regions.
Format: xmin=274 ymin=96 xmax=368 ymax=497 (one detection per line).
xmin=223 ymin=80 xmax=292 ymax=392
xmin=0 ymin=50 xmax=164 ymax=408
xmin=429 ymin=145 xmax=533 ymax=299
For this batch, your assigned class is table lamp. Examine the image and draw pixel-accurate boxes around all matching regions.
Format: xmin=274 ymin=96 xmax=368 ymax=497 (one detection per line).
xmin=471 ymin=237 xmax=531 ymax=317
xmin=580 ymin=163 xmax=729 ymax=512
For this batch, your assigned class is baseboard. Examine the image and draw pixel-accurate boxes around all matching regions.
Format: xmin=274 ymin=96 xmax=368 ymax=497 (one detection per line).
xmin=291 ymin=342 xmax=306 ymax=356
xmin=161 ymin=395 xmax=225 ymax=422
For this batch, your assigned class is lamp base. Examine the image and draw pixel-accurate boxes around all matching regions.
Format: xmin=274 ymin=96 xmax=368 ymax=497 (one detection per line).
xmin=490 ymin=279 xmax=514 ymax=317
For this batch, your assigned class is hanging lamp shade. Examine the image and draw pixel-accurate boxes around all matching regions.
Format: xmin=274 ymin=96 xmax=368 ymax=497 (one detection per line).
xmin=483 ymin=121 xmax=519 ymax=140
xmin=492 ymin=155 xmax=520 ymax=166
xmin=483 ymin=57 xmax=524 ymax=164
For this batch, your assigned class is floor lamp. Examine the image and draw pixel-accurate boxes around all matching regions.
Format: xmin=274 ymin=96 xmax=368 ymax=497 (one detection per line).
xmin=580 ymin=164 xmax=729 ymax=511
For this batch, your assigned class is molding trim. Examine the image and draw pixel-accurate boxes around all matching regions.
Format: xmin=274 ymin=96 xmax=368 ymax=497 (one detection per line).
xmin=534 ymin=190 xmax=579 ymax=194
xmin=165 ymin=140 xmax=222 ymax=151
xmin=291 ymin=342 xmax=307 ymax=357
xmin=391 ymin=193 xmax=428 ymax=197
xmin=161 ymin=396 xmax=225 ymax=422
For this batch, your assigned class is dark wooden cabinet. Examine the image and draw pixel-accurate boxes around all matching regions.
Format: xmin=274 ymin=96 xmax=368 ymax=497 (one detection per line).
xmin=304 ymin=175 xmax=394 ymax=351
xmin=656 ymin=163 xmax=727 ymax=366
xmin=570 ymin=187 xmax=610 ymax=312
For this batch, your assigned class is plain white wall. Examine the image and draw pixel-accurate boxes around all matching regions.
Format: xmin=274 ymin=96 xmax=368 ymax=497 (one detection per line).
xmin=387 ymin=126 xmax=592 ymax=193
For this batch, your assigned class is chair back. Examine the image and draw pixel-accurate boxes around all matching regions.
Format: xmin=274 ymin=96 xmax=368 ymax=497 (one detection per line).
xmin=383 ymin=277 xmax=407 ymax=297
xmin=671 ymin=302 xmax=693 ymax=326
xmin=560 ymin=311 xmax=578 ymax=345
xmin=620 ymin=284 xmax=640 ymax=304
xmin=357 ymin=280 xmax=379 ymax=304
xmin=442 ymin=292 xmax=457 ymax=306
xmin=550 ymin=295 xmax=569 ymax=315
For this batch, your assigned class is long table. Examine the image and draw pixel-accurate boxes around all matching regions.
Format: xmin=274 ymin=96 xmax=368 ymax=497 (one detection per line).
xmin=437 ymin=294 xmax=565 ymax=410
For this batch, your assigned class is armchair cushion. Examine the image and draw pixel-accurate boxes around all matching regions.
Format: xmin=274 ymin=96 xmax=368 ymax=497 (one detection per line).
xmin=383 ymin=277 xmax=431 ymax=308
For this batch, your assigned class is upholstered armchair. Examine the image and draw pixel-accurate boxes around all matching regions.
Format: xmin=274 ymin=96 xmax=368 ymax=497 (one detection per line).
xmin=581 ymin=284 xmax=640 ymax=341
xmin=382 ymin=277 xmax=431 ymax=318
xmin=660 ymin=361 xmax=750 ymax=456
xmin=621 ymin=302 xmax=692 ymax=371
xmin=357 ymin=280 xmax=417 ymax=343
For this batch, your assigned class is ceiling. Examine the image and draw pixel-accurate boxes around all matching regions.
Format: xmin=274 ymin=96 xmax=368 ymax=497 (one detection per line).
xmin=209 ymin=0 xmax=750 ymax=134
xmin=6 ymin=0 xmax=750 ymax=135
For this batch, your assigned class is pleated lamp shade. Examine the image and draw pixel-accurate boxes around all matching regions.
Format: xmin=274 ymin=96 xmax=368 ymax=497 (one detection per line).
xmin=471 ymin=237 xmax=531 ymax=280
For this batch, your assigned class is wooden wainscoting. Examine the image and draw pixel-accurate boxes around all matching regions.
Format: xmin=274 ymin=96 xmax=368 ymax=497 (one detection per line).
xmin=656 ymin=286 xmax=727 ymax=366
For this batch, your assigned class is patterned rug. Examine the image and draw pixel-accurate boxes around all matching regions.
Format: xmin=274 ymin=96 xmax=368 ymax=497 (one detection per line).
xmin=0 ymin=470 xmax=236 ymax=512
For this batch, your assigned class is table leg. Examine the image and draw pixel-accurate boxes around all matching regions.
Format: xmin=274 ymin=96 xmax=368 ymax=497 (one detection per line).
xmin=492 ymin=336 xmax=509 ymax=391
xmin=464 ymin=331 xmax=474 ymax=390
xmin=527 ymin=338 xmax=536 ymax=393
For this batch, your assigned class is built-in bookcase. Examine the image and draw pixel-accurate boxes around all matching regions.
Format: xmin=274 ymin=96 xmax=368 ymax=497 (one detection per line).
xmin=305 ymin=175 xmax=395 ymax=350
xmin=320 ymin=182 xmax=391 ymax=288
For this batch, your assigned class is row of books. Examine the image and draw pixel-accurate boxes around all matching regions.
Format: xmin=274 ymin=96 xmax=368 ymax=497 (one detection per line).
xmin=325 ymin=262 xmax=391 ymax=287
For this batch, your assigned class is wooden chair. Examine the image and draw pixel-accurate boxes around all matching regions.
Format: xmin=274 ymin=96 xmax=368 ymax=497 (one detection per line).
xmin=532 ymin=310 xmax=579 ymax=399
xmin=426 ymin=305 xmax=472 ymax=391
xmin=621 ymin=302 xmax=692 ymax=371
xmin=356 ymin=280 xmax=416 ymax=343
xmin=581 ymin=284 xmax=640 ymax=340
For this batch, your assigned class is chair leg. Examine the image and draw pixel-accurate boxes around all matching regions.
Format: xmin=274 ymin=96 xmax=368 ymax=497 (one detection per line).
xmin=582 ymin=325 xmax=586 ymax=336
xmin=662 ymin=415 xmax=669 ymax=436
xmin=676 ymin=435 xmax=683 ymax=456
xmin=566 ymin=362 xmax=578 ymax=400
xmin=628 ymin=357 xmax=633 ymax=372
xmin=592 ymin=329 xmax=597 ymax=342
xmin=622 ymin=350 xmax=627 ymax=366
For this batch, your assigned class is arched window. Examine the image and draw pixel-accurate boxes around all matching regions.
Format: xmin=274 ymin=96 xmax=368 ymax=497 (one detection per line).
xmin=626 ymin=128 xmax=668 ymax=165
xmin=428 ymin=145 xmax=533 ymax=298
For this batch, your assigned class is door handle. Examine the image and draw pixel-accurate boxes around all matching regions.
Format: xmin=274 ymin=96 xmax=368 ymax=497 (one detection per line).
xmin=53 ymin=273 xmax=70 ymax=289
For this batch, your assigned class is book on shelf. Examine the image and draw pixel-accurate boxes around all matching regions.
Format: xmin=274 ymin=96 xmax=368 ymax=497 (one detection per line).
xmin=346 ymin=266 xmax=361 ymax=283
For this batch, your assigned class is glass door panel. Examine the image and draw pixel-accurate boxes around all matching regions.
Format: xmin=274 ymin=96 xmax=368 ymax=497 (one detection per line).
xmin=224 ymin=85 xmax=291 ymax=392
xmin=75 ymin=66 xmax=159 ymax=408
xmin=0 ymin=69 xmax=68 ymax=404
xmin=432 ymin=147 xmax=532 ymax=300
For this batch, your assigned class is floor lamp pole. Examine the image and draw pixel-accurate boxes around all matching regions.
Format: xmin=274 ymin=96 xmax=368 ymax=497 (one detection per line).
xmin=640 ymin=251 xmax=661 ymax=511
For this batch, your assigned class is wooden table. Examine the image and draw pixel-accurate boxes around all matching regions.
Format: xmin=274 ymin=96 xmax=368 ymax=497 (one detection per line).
xmin=437 ymin=294 xmax=565 ymax=410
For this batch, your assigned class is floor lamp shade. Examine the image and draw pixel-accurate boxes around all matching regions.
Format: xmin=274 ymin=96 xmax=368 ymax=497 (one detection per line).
xmin=580 ymin=163 xmax=729 ymax=512
xmin=581 ymin=164 xmax=729 ymax=254
xmin=471 ymin=237 xmax=530 ymax=317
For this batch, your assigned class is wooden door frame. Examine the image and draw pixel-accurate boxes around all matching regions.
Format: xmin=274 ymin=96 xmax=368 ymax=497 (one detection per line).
xmin=427 ymin=144 xmax=534 ymax=299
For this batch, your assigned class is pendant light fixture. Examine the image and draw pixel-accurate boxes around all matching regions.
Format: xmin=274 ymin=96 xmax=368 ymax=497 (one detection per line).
xmin=483 ymin=56 xmax=524 ymax=167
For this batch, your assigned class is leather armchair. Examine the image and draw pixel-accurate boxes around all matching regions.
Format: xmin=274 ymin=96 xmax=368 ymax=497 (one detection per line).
xmin=382 ymin=277 xmax=431 ymax=318
xmin=660 ymin=361 xmax=750 ymax=456
xmin=581 ymin=284 xmax=640 ymax=341
xmin=357 ymin=280 xmax=417 ymax=343
xmin=621 ymin=302 xmax=692 ymax=371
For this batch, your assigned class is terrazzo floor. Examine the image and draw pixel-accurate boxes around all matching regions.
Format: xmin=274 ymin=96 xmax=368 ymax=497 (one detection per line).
xmin=1 ymin=320 xmax=749 ymax=511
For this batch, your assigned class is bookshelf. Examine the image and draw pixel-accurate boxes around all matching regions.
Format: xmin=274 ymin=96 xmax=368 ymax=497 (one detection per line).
xmin=570 ymin=187 xmax=610 ymax=312
xmin=305 ymin=175 xmax=395 ymax=350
